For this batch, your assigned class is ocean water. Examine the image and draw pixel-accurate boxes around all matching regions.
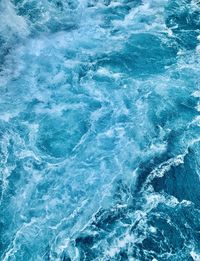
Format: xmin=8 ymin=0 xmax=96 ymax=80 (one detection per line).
xmin=1 ymin=0 xmax=200 ymax=260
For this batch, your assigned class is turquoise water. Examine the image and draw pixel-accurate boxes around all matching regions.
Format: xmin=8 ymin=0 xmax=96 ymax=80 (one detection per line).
xmin=1 ymin=0 xmax=200 ymax=260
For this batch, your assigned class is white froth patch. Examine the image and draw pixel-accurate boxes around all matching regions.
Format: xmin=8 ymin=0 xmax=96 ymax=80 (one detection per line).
xmin=107 ymin=234 xmax=135 ymax=258
xmin=51 ymin=71 xmax=66 ymax=84
xmin=97 ymin=68 xmax=111 ymax=76
xmin=192 ymin=91 xmax=200 ymax=98
xmin=167 ymin=28 xmax=173 ymax=37
xmin=196 ymin=103 xmax=200 ymax=112
xmin=150 ymin=142 xmax=167 ymax=154
xmin=0 ymin=113 xmax=14 ymax=122
xmin=149 ymin=226 xmax=157 ymax=233
xmin=192 ymin=115 xmax=200 ymax=126
xmin=146 ymin=154 xmax=185 ymax=186
xmin=97 ymin=67 xmax=122 ymax=79
xmin=29 ymin=39 xmax=46 ymax=56
xmin=190 ymin=251 xmax=200 ymax=261
xmin=181 ymin=199 xmax=192 ymax=206
xmin=196 ymin=45 xmax=200 ymax=53
xmin=0 ymin=0 xmax=29 ymax=38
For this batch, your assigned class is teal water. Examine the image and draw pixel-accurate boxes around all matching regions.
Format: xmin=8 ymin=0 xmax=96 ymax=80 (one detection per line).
xmin=1 ymin=0 xmax=200 ymax=260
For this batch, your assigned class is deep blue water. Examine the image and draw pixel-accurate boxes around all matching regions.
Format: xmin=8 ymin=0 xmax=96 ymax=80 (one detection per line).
xmin=1 ymin=0 xmax=200 ymax=260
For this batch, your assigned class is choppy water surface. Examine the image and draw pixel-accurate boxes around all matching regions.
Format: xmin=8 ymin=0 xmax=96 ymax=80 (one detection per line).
xmin=1 ymin=0 xmax=200 ymax=260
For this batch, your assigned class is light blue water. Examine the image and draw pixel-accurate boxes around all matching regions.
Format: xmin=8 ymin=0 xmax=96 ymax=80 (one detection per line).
xmin=1 ymin=0 xmax=200 ymax=260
